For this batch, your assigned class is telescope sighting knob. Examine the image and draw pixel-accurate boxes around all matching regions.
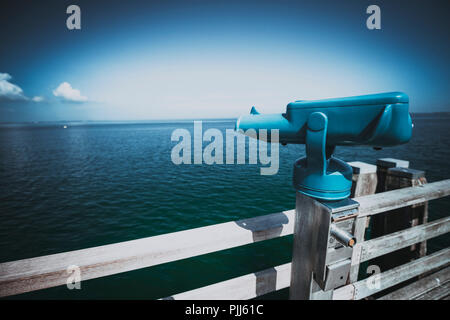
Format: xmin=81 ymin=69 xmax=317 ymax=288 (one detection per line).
xmin=250 ymin=106 xmax=260 ymax=115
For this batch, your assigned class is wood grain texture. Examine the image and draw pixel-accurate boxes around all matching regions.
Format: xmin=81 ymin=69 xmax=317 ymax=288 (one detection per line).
xmin=349 ymin=216 xmax=368 ymax=282
xmin=166 ymin=250 xmax=450 ymax=300
xmin=290 ymin=193 xmax=325 ymax=300
xmin=0 ymin=209 xmax=294 ymax=297
xmin=357 ymin=179 xmax=450 ymax=217
xmin=358 ymin=216 xmax=450 ymax=263
xmin=378 ymin=267 xmax=450 ymax=300
xmin=163 ymin=263 xmax=291 ymax=300
xmin=415 ymin=282 xmax=450 ymax=300
xmin=334 ymin=248 xmax=450 ymax=300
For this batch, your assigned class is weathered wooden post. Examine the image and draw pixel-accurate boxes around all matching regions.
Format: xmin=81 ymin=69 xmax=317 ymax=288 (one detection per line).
xmin=375 ymin=158 xmax=410 ymax=192
xmin=347 ymin=161 xmax=378 ymax=283
xmin=384 ymin=167 xmax=428 ymax=260
xmin=349 ymin=161 xmax=378 ymax=198
xmin=371 ymin=158 xmax=409 ymax=242
xmin=372 ymin=159 xmax=428 ymax=270
xmin=289 ymin=193 xmax=322 ymax=300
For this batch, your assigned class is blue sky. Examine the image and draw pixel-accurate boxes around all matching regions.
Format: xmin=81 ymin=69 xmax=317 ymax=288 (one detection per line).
xmin=0 ymin=0 xmax=449 ymax=121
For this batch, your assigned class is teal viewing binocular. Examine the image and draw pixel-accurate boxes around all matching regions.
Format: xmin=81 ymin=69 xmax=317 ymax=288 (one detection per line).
xmin=236 ymin=92 xmax=413 ymax=200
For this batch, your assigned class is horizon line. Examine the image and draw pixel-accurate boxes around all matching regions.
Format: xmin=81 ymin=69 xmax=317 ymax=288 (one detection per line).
xmin=1 ymin=111 xmax=450 ymax=124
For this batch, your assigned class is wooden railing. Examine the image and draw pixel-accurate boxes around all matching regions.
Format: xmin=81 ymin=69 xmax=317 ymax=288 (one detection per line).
xmin=1 ymin=164 xmax=449 ymax=299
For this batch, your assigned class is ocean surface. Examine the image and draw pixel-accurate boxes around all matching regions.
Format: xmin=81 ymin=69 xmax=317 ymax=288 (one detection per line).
xmin=0 ymin=114 xmax=449 ymax=299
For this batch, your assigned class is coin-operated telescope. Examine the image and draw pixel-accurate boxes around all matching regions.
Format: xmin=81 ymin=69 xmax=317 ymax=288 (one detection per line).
xmin=236 ymin=92 xmax=413 ymax=200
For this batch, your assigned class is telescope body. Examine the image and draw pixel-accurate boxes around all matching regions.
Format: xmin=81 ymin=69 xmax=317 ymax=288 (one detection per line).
xmin=236 ymin=92 xmax=412 ymax=147
xmin=236 ymin=92 xmax=412 ymax=200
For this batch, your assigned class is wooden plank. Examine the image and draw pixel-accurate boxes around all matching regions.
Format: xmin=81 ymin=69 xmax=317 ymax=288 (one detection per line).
xmin=378 ymin=267 xmax=450 ymax=300
xmin=290 ymin=193 xmax=326 ymax=300
xmin=334 ymin=248 xmax=450 ymax=300
xmin=349 ymin=161 xmax=378 ymax=175
xmin=168 ymin=251 xmax=450 ymax=301
xmin=348 ymin=161 xmax=377 ymax=283
xmin=375 ymin=158 xmax=409 ymax=193
xmin=310 ymin=280 xmax=333 ymax=300
xmin=415 ymin=282 xmax=450 ymax=300
xmin=349 ymin=216 xmax=368 ymax=282
xmin=0 ymin=209 xmax=295 ymax=297
xmin=349 ymin=161 xmax=378 ymax=197
xmin=371 ymin=167 xmax=428 ymax=270
xmin=358 ymin=216 xmax=450 ymax=263
xmin=332 ymin=283 xmax=355 ymax=300
xmin=163 ymin=263 xmax=291 ymax=300
xmin=418 ymin=202 xmax=429 ymax=258
xmin=376 ymin=158 xmax=409 ymax=169
xmin=357 ymin=179 xmax=450 ymax=217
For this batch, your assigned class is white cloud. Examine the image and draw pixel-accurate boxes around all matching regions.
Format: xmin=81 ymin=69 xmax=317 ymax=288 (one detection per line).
xmin=0 ymin=73 xmax=27 ymax=100
xmin=53 ymin=82 xmax=88 ymax=102
xmin=32 ymin=96 xmax=44 ymax=102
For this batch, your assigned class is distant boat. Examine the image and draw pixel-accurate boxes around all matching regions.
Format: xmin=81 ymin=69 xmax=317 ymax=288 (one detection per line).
xmin=63 ymin=125 xmax=67 ymax=129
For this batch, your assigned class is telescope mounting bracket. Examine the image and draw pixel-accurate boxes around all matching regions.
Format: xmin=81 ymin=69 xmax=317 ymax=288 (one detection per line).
xmin=293 ymin=112 xmax=353 ymax=201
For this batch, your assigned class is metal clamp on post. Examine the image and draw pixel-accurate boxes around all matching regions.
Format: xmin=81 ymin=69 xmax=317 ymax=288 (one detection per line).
xmin=313 ymin=199 xmax=359 ymax=292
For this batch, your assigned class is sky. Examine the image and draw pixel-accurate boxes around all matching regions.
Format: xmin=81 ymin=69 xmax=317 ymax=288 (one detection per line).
xmin=0 ymin=0 xmax=449 ymax=121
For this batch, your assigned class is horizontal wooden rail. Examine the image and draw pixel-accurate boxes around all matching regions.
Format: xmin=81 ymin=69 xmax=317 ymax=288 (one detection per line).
xmin=357 ymin=179 xmax=450 ymax=217
xmin=165 ymin=216 xmax=450 ymax=300
xmin=1 ymin=179 xmax=449 ymax=297
xmin=0 ymin=210 xmax=295 ymax=297
xmin=163 ymin=263 xmax=291 ymax=300
xmin=356 ymin=216 xmax=450 ymax=263
xmin=333 ymin=248 xmax=450 ymax=300
xmin=378 ymin=266 xmax=450 ymax=300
